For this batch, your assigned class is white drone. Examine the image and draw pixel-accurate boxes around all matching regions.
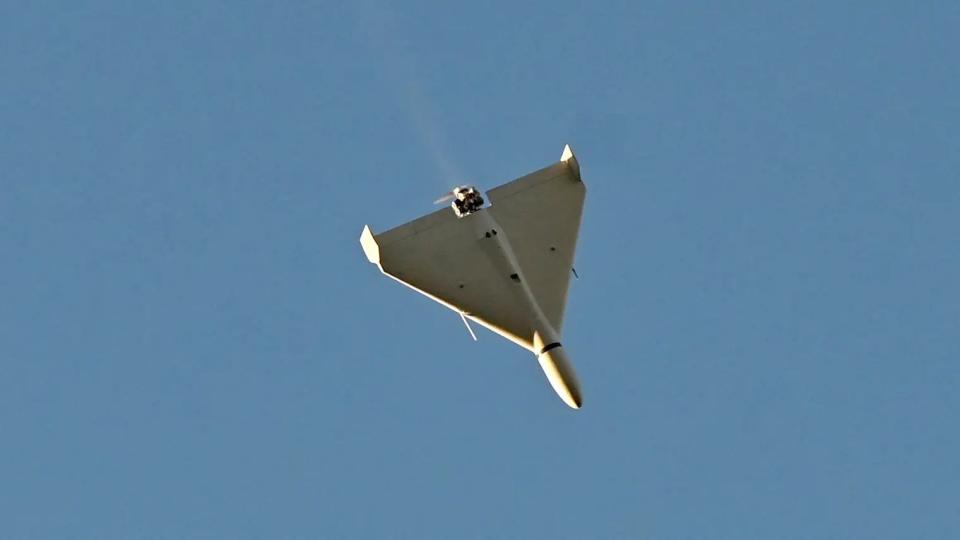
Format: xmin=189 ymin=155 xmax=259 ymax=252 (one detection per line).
xmin=360 ymin=145 xmax=586 ymax=409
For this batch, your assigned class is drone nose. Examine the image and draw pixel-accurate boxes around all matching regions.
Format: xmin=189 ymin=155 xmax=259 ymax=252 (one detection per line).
xmin=537 ymin=345 xmax=582 ymax=409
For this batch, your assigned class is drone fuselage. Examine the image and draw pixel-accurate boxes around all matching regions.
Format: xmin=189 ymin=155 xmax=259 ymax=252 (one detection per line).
xmin=466 ymin=209 xmax=581 ymax=408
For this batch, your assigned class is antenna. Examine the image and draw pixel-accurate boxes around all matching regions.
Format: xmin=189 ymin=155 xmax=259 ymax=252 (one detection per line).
xmin=460 ymin=312 xmax=478 ymax=341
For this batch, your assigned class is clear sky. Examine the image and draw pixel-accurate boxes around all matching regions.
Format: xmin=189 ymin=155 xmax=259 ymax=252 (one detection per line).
xmin=2 ymin=2 xmax=958 ymax=538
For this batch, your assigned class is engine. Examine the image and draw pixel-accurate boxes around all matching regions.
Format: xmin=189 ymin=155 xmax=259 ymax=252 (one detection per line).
xmin=451 ymin=186 xmax=484 ymax=217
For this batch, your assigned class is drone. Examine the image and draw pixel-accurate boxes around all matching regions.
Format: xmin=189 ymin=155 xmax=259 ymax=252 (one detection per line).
xmin=360 ymin=145 xmax=586 ymax=409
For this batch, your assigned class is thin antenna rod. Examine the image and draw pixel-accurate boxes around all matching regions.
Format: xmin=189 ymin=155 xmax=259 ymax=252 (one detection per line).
xmin=460 ymin=312 xmax=478 ymax=341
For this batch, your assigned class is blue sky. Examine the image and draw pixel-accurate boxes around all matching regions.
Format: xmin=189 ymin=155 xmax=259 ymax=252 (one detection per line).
xmin=2 ymin=2 xmax=958 ymax=538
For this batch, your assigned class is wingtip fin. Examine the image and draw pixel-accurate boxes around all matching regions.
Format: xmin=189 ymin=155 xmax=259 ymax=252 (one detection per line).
xmin=360 ymin=225 xmax=381 ymax=266
xmin=560 ymin=144 xmax=581 ymax=181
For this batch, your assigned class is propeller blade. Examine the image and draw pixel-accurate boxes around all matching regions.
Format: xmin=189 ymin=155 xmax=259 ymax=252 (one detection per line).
xmin=433 ymin=191 xmax=455 ymax=204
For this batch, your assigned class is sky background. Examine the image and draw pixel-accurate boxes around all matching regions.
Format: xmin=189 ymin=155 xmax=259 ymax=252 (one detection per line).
xmin=2 ymin=1 xmax=958 ymax=538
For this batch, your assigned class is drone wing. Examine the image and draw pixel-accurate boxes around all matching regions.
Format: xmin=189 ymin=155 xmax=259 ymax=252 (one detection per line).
xmin=487 ymin=145 xmax=585 ymax=332
xmin=360 ymin=208 xmax=539 ymax=351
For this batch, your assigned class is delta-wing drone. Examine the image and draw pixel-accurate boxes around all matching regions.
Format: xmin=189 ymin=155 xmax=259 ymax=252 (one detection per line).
xmin=360 ymin=145 xmax=586 ymax=409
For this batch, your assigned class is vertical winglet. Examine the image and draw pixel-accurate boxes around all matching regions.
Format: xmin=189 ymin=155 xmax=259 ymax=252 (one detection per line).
xmin=560 ymin=144 xmax=581 ymax=181
xmin=360 ymin=225 xmax=381 ymax=267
